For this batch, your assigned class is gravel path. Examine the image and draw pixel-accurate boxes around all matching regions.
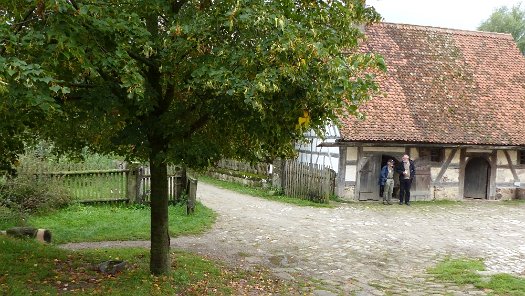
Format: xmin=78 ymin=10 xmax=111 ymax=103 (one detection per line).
xmin=61 ymin=182 xmax=525 ymax=295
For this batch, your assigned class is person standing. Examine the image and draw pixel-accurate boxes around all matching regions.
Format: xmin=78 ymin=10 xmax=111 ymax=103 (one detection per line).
xmin=396 ymin=154 xmax=416 ymax=205
xmin=378 ymin=159 xmax=395 ymax=205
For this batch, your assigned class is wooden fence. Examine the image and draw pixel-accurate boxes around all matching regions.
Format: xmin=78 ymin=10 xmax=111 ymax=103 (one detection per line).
xmin=138 ymin=166 xmax=189 ymax=204
xmin=281 ymin=160 xmax=336 ymax=203
xmin=42 ymin=166 xmax=196 ymax=205
xmin=44 ymin=169 xmax=129 ymax=202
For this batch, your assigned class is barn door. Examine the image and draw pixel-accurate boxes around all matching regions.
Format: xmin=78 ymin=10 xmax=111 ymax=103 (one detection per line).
xmin=358 ymin=154 xmax=380 ymax=200
xmin=464 ymin=157 xmax=490 ymax=199
xmin=412 ymin=159 xmax=431 ymax=200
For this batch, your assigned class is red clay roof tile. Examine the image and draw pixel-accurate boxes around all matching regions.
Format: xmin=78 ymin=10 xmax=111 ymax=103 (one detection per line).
xmin=339 ymin=23 xmax=525 ymax=146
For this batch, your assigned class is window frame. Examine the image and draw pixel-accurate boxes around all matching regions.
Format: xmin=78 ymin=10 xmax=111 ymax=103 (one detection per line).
xmin=419 ymin=147 xmax=444 ymax=163
xmin=519 ymin=150 xmax=525 ymax=165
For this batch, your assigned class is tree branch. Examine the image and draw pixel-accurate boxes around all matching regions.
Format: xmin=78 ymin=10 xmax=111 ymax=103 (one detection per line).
xmin=68 ymin=0 xmax=79 ymax=10
xmin=0 ymin=6 xmax=36 ymax=55
xmin=183 ymin=114 xmax=209 ymax=139
xmin=171 ymin=0 xmax=189 ymax=15
xmin=127 ymin=50 xmax=155 ymax=68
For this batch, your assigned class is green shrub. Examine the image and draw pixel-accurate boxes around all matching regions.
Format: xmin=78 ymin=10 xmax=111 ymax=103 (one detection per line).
xmin=0 ymin=206 xmax=25 ymax=229
xmin=0 ymin=175 xmax=72 ymax=215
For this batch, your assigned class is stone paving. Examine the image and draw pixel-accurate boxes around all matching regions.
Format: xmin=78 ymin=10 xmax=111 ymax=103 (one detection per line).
xmin=174 ymin=183 xmax=525 ymax=295
xmin=62 ymin=183 xmax=525 ymax=295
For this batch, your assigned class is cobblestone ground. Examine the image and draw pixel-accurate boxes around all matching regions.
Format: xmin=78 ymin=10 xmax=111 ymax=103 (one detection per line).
xmin=175 ymin=183 xmax=525 ymax=295
xmin=62 ymin=183 xmax=525 ymax=295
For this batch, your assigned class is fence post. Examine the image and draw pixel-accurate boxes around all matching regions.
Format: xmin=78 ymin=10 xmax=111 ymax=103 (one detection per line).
xmin=126 ymin=164 xmax=142 ymax=204
xmin=271 ymin=158 xmax=285 ymax=190
xmin=186 ymin=177 xmax=197 ymax=215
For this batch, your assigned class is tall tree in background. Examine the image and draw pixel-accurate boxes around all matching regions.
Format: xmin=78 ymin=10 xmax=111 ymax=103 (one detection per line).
xmin=0 ymin=0 xmax=384 ymax=275
xmin=478 ymin=3 xmax=525 ymax=54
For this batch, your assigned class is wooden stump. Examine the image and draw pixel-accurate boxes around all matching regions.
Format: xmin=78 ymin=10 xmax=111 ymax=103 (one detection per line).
xmin=1 ymin=227 xmax=52 ymax=243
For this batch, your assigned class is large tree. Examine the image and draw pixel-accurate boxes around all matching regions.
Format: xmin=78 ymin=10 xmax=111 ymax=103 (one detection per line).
xmin=478 ymin=3 xmax=525 ymax=54
xmin=0 ymin=0 xmax=384 ymax=275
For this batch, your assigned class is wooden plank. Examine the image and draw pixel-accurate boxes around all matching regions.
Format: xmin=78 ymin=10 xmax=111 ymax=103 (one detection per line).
xmin=337 ymin=146 xmax=347 ymax=197
xmin=458 ymin=148 xmax=466 ymax=198
xmin=354 ymin=146 xmax=363 ymax=200
xmin=489 ymin=150 xmax=497 ymax=200
xmin=433 ymin=148 xmax=457 ymax=184
xmin=503 ymin=150 xmax=520 ymax=182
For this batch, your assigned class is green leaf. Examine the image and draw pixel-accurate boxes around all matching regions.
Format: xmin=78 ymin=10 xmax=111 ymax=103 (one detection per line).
xmin=49 ymin=85 xmax=61 ymax=93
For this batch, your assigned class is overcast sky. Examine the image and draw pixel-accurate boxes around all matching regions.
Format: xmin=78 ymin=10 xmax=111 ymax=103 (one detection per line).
xmin=367 ymin=0 xmax=524 ymax=31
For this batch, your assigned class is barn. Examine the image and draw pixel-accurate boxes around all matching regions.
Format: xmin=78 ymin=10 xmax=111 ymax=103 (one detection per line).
xmin=296 ymin=23 xmax=525 ymax=201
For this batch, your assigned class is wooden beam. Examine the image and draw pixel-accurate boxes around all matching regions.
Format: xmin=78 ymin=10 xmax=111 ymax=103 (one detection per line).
xmin=458 ymin=148 xmax=466 ymax=198
xmin=433 ymin=148 xmax=457 ymax=184
xmin=354 ymin=146 xmax=363 ymax=200
xmin=317 ymin=141 xmax=525 ymax=150
xmin=489 ymin=150 xmax=498 ymax=200
xmin=336 ymin=146 xmax=347 ymax=197
xmin=503 ymin=150 xmax=520 ymax=182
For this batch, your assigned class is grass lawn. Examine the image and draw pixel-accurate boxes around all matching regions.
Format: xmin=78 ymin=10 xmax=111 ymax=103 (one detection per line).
xmin=3 ymin=203 xmax=216 ymax=244
xmin=198 ymin=175 xmax=334 ymax=208
xmin=0 ymin=236 xmax=306 ymax=295
xmin=428 ymin=257 xmax=525 ymax=295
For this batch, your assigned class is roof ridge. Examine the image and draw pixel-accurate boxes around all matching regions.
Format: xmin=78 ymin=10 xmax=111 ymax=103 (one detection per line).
xmin=374 ymin=22 xmax=514 ymax=40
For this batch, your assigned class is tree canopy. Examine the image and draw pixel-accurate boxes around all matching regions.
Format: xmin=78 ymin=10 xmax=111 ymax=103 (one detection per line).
xmin=1 ymin=0 xmax=384 ymax=275
xmin=478 ymin=3 xmax=525 ymax=54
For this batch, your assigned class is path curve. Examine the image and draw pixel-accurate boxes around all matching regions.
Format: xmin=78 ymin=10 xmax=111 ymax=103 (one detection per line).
xmin=61 ymin=182 xmax=525 ymax=295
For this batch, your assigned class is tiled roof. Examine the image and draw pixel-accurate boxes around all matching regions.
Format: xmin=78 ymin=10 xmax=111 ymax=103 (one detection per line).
xmin=339 ymin=23 xmax=525 ymax=146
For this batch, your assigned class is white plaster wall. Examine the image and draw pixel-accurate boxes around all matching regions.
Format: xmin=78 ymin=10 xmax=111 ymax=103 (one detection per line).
xmin=496 ymin=168 xmax=518 ymax=183
xmin=409 ymin=147 xmax=418 ymax=159
xmin=496 ymin=150 xmax=519 ymax=166
xmin=430 ymin=167 xmax=441 ymax=181
xmin=497 ymin=151 xmax=508 ymax=166
xmin=508 ymin=150 xmax=518 ymax=165
xmin=347 ymin=147 xmax=358 ymax=161
xmin=440 ymin=167 xmax=460 ymax=183
xmin=432 ymin=186 xmax=461 ymax=200
xmin=444 ymin=148 xmax=460 ymax=164
xmin=517 ymin=168 xmax=525 ymax=184
xmin=345 ymin=165 xmax=357 ymax=182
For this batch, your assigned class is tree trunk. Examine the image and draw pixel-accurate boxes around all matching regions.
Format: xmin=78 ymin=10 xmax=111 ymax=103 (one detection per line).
xmin=149 ymin=141 xmax=170 ymax=275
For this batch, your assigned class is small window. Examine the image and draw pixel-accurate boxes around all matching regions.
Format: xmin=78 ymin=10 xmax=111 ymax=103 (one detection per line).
xmin=419 ymin=148 xmax=443 ymax=162
xmin=519 ymin=150 xmax=525 ymax=165
xmin=430 ymin=148 xmax=444 ymax=162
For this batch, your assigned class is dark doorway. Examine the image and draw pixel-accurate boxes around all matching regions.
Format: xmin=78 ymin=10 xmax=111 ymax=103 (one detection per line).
xmin=380 ymin=155 xmax=400 ymax=199
xmin=464 ymin=157 xmax=490 ymax=199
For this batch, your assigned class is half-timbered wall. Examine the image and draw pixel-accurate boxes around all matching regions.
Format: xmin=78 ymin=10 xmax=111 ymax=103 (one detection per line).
xmin=336 ymin=145 xmax=524 ymax=201
xmin=431 ymin=148 xmax=461 ymax=200
xmin=495 ymin=150 xmax=524 ymax=200
xmin=296 ymin=125 xmax=340 ymax=171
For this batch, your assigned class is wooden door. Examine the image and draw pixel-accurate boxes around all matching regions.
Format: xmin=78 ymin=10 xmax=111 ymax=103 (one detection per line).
xmin=412 ymin=159 xmax=431 ymax=200
xmin=358 ymin=154 xmax=380 ymax=200
xmin=464 ymin=157 xmax=489 ymax=199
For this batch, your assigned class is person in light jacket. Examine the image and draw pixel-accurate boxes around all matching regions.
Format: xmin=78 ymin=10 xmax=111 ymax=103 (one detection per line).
xmin=395 ymin=154 xmax=416 ymax=205
xmin=378 ymin=159 xmax=395 ymax=205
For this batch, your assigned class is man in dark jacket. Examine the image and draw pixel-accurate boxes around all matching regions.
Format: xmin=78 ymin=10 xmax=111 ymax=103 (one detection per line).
xmin=378 ymin=159 xmax=395 ymax=205
xmin=395 ymin=154 xmax=416 ymax=205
